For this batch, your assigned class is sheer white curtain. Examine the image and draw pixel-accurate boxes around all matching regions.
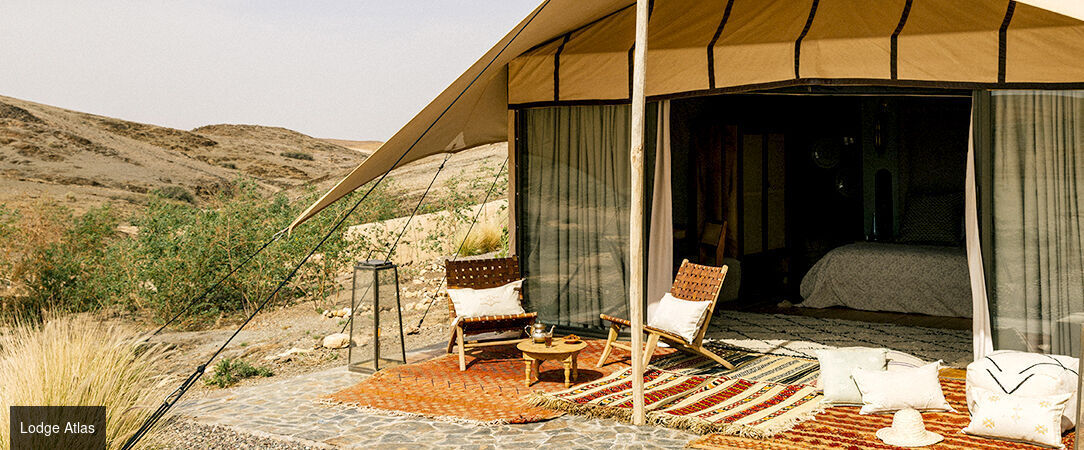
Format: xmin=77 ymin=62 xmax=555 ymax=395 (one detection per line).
xmin=646 ymin=101 xmax=673 ymax=320
xmin=986 ymin=90 xmax=1084 ymax=356
xmin=967 ymin=106 xmax=994 ymax=359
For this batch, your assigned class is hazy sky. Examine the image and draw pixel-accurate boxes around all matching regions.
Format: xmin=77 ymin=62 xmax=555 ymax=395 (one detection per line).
xmin=0 ymin=1 xmax=539 ymax=140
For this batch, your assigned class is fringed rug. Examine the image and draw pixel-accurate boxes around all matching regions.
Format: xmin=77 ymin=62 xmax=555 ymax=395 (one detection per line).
xmin=689 ymin=377 xmax=1076 ymax=449
xmin=531 ymin=351 xmax=824 ymax=437
xmin=325 ymin=339 xmax=672 ymax=424
xmin=706 ymin=311 xmax=972 ymax=367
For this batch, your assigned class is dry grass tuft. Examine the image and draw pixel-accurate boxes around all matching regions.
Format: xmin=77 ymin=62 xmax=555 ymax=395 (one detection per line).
xmin=0 ymin=314 xmax=172 ymax=449
xmin=457 ymin=222 xmax=504 ymax=257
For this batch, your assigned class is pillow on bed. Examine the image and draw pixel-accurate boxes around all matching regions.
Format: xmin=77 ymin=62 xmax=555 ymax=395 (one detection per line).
xmin=898 ymin=192 xmax=964 ymax=246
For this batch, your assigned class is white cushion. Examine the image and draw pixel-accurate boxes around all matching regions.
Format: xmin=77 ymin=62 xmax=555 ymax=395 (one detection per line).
xmin=446 ymin=280 xmax=524 ymax=319
xmin=816 ymin=347 xmax=887 ymax=405
xmin=966 ymin=350 xmax=1079 ymax=432
xmin=816 ymin=350 xmax=926 ymax=391
xmin=963 ymin=387 xmax=1071 ymax=448
xmin=647 ymin=293 xmax=711 ymax=343
xmin=885 ymin=350 xmax=927 ymax=371
xmin=852 ymin=361 xmax=953 ymax=414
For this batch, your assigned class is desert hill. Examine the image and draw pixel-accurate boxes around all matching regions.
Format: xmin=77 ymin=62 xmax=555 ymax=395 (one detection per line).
xmin=0 ymin=95 xmax=509 ymax=218
xmin=0 ymin=95 xmax=366 ymax=214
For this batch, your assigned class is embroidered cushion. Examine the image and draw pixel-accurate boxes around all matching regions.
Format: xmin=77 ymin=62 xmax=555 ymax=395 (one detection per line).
xmin=966 ymin=350 xmax=1079 ymax=432
xmin=852 ymin=361 xmax=953 ymax=414
xmin=647 ymin=293 xmax=712 ymax=343
xmin=817 ymin=347 xmax=888 ymax=405
xmin=962 ymin=387 xmax=1071 ymax=448
xmin=446 ymin=279 xmax=524 ymax=319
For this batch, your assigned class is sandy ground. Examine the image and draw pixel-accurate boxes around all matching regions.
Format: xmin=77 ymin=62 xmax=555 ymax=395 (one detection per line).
xmin=140 ymin=263 xmax=454 ymax=396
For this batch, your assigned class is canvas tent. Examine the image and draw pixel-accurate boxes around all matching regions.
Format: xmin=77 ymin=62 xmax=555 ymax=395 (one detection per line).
xmin=292 ymin=0 xmax=1084 ymax=424
xmin=291 ymin=0 xmax=1084 ymax=230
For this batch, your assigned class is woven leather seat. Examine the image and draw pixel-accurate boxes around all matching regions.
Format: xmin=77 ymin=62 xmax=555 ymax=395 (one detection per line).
xmin=598 ymin=259 xmax=730 ymax=369
xmin=445 ymin=256 xmax=536 ymax=370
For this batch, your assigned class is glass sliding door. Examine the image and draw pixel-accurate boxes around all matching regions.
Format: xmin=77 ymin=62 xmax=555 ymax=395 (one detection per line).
xmin=518 ymin=105 xmax=633 ymax=328
xmin=982 ymin=90 xmax=1084 ymax=356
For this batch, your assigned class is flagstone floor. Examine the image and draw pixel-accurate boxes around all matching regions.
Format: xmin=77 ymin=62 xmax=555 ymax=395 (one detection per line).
xmin=175 ymin=365 xmax=696 ymax=449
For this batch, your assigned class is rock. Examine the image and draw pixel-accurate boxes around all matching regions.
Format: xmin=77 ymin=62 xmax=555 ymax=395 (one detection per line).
xmin=322 ymin=333 xmax=351 ymax=349
xmin=405 ymin=326 xmax=421 ymax=335
xmin=266 ymin=347 xmax=313 ymax=362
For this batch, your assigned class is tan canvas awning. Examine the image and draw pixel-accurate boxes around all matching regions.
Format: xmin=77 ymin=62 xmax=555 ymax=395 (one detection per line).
xmin=291 ymin=0 xmax=1084 ymax=229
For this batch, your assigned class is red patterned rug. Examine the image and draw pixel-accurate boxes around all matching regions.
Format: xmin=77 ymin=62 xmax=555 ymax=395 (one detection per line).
xmin=326 ymin=339 xmax=672 ymax=424
xmin=689 ymin=377 xmax=1076 ymax=449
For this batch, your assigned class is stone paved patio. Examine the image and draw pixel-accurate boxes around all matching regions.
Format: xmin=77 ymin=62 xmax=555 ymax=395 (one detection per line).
xmin=176 ymin=364 xmax=697 ymax=449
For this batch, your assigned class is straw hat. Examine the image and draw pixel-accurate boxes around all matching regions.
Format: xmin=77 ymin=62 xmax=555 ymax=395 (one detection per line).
xmin=875 ymin=408 xmax=944 ymax=447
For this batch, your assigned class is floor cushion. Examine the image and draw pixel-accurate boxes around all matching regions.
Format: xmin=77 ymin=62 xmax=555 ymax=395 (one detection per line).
xmin=966 ymin=350 xmax=1079 ymax=432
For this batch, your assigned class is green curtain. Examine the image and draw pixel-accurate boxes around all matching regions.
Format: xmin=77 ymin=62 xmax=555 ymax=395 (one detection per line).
xmin=520 ymin=105 xmax=632 ymax=328
xmin=986 ymin=90 xmax=1084 ymax=356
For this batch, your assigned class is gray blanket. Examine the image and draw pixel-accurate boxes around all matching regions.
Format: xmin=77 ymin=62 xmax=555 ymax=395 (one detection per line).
xmin=798 ymin=242 xmax=973 ymax=318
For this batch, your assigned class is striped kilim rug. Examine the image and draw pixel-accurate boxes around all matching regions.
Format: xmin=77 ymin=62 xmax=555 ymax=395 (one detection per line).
xmin=531 ymin=351 xmax=824 ymax=437
xmin=324 ymin=339 xmax=673 ymax=424
xmin=689 ymin=376 xmax=1076 ymax=449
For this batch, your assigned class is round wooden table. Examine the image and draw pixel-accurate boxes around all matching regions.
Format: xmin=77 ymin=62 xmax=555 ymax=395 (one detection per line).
xmin=517 ymin=340 xmax=588 ymax=388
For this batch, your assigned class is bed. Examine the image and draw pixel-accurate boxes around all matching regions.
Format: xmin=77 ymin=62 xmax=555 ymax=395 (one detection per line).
xmin=798 ymin=242 xmax=972 ymax=318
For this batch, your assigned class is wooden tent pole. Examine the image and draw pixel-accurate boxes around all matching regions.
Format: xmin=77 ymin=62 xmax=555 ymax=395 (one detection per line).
xmin=629 ymin=0 xmax=650 ymax=427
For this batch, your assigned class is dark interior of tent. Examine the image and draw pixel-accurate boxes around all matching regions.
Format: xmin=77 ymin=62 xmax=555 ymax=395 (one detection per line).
xmin=668 ymin=91 xmax=974 ymax=325
xmin=512 ymin=88 xmax=980 ymax=333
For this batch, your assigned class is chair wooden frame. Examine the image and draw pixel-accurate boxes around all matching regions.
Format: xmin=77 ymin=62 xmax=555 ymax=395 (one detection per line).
xmin=597 ymin=259 xmax=731 ymax=369
xmin=445 ymin=256 xmax=537 ymax=371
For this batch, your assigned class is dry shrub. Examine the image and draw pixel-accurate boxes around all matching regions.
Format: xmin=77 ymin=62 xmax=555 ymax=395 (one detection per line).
xmin=457 ymin=221 xmax=504 ymax=257
xmin=0 ymin=314 xmax=171 ymax=449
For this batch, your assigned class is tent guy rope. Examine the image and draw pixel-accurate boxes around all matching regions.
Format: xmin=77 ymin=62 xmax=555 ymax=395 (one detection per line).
xmin=152 ymin=228 xmax=287 ymax=335
xmin=413 ymin=156 xmax=508 ymax=330
xmin=120 ymin=3 xmax=551 ymax=447
xmin=336 ymin=152 xmax=452 ymax=334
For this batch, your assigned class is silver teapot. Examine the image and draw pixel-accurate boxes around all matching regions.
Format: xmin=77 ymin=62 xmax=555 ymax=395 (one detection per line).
xmin=524 ymin=323 xmax=553 ymax=344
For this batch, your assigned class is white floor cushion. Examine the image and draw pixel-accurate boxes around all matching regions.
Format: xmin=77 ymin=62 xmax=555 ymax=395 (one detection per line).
xmin=963 ymin=387 xmax=1071 ymax=448
xmin=852 ymin=361 xmax=953 ymax=414
xmin=817 ymin=347 xmax=887 ymax=405
xmin=647 ymin=293 xmax=711 ymax=343
xmin=446 ymin=279 xmax=524 ymax=320
xmin=966 ymin=350 xmax=1079 ymax=432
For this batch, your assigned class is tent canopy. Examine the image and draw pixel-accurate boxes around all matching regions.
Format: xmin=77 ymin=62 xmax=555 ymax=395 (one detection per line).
xmin=291 ymin=0 xmax=1084 ymax=229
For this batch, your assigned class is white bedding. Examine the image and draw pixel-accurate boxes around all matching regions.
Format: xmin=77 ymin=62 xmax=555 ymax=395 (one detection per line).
xmin=798 ymin=242 xmax=972 ymax=318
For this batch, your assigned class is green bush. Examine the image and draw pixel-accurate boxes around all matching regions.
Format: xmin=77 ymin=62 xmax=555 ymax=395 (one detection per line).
xmin=0 ymin=177 xmax=409 ymax=326
xmin=0 ymin=205 xmax=130 ymax=320
xmin=281 ymin=151 xmax=314 ymax=161
xmin=204 ymin=358 xmax=273 ymax=388
xmin=153 ymin=185 xmax=195 ymax=203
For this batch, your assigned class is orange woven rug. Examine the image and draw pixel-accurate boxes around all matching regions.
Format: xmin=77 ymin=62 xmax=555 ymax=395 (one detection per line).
xmin=326 ymin=339 xmax=670 ymax=424
xmin=689 ymin=377 xmax=1076 ymax=449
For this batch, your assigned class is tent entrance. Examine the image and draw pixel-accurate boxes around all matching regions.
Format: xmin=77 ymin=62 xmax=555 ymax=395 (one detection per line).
xmin=668 ymin=92 xmax=974 ymax=324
